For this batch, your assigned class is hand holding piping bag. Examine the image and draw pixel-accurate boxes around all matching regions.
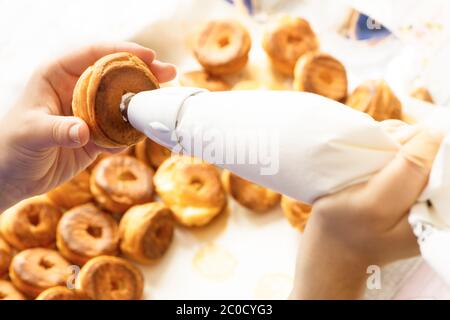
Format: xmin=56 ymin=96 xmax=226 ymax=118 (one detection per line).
xmin=0 ymin=43 xmax=176 ymax=211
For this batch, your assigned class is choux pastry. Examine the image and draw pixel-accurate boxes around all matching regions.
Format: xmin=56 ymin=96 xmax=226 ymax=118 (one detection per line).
xmin=0 ymin=236 xmax=12 ymax=278
xmin=222 ymin=171 xmax=280 ymax=212
xmin=47 ymin=170 xmax=92 ymax=210
xmin=0 ymin=280 xmax=26 ymax=300
xmin=263 ymin=16 xmax=319 ymax=76
xmin=194 ymin=20 xmax=251 ymax=76
xmin=410 ymin=87 xmax=434 ymax=103
xmin=119 ymin=202 xmax=174 ymax=264
xmin=281 ymin=196 xmax=312 ymax=232
xmin=180 ymin=70 xmax=231 ymax=91
xmin=75 ymin=256 xmax=143 ymax=300
xmin=346 ymin=80 xmax=402 ymax=121
xmin=135 ymin=138 xmax=171 ymax=169
xmin=91 ymin=155 xmax=154 ymax=214
xmin=72 ymin=52 xmax=159 ymax=148
xmin=56 ymin=204 xmax=119 ymax=266
xmin=9 ymin=248 xmax=71 ymax=298
xmin=293 ymin=51 xmax=348 ymax=101
xmin=154 ymin=156 xmax=227 ymax=227
xmin=36 ymin=286 xmax=82 ymax=300
xmin=0 ymin=196 xmax=62 ymax=250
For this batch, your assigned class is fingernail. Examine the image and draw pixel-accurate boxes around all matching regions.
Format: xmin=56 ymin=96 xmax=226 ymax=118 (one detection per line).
xmin=69 ymin=124 xmax=81 ymax=144
xmin=401 ymin=127 xmax=445 ymax=170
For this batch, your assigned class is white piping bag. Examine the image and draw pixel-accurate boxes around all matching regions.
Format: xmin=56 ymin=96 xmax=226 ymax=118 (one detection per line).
xmin=123 ymin=87 xmax=399 ymax=203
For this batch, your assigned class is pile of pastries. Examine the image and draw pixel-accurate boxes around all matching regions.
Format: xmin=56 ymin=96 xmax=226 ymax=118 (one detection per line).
xmin=0 ymin=16 xmax=435 ymax=301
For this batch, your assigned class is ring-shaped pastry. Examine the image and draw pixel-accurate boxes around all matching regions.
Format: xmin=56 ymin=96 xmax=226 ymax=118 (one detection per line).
xmin=154 ymin=156 xmax=227 ymax=227
xmin=36 ymin=286 xmax=82 ymax=300
xmin=56 ymin=203 xmax=119 ymax=266
xmin=75 ymin=256 xmax=143 ymax=300
xmin=194 ymin=20 xmax=251 ymax=76
xmin=90 ymin=155 xmax=154 ymax=214
xmin=0 ymin=280 xmax=26 ymax=300
xmin=119 ymin=202 xmax=174 ymax=264
xmin=135 ymin=138 xmax=171 ymax=169
xmin=9 ymin=248 xmax=71 ymax=298
xmin=72 ymin=52 xmax=159 ymax=147
xmin=0 ymin=196 xmax=62 ymax=250
xmin=47 ymin=171 xmax=93 ymax=210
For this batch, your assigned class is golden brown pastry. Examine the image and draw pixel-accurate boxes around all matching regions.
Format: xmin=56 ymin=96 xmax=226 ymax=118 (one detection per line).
xmin=281 ymin=196 xmax=312 ymax=232
xmin=0 ymin=280 xmax=26 ymax=300
xmin=56 ymin=204 xmax=119 ymax=266
xmin=0 ymin=236 xmax=13 ymax=278
xmin=9 ymin=248 xmax=71 ymax=298
xmin=293 ymin=51 xmax=348 ymax=101
xmin=222 ymin=171 xmax=280 ymax=212
xmin=194 ymin=20 xmax=251 ymax=76
xmin=36 ymin=286 xmax=83 ymax=300
xmin=119 ymin=202 xmax=174 ymax=264
xmin=410 ymin=87 xmax=434 ymax=103
xmin=75 ymin=256 xmax=143 ymax=300
xmin=346 ymin=80 xmax=402 ymax=121
xmin=91 ymin=155 xmax=154 ymax=214
xmin=180 ymin=70 xmax=231 ymax=91
xmin=47 ymin=171 xmax=93 ymax=210
xmin=72 ymin=52 xmax=159 ymax=148
xmin=135 ymin=138 xmax=171 ymax=169
xmin=263 ymin=16 xmax=319 ymax=76
xmin=154 ymin=156 xmax=227 ymax=227
xmin=0 ymin=197 xmax=62 ymax=250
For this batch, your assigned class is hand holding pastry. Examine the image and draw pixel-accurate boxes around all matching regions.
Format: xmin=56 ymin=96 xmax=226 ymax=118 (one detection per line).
xmin=291 ymin=127 xmax=444 ymax=299
xmin=0 ymin=42 xmax=176 ymax=211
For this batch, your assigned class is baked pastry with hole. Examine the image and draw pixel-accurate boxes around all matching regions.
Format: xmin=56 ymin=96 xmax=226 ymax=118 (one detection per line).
xmin=119 ymin=202 xmax=174 ymax=264
xmin=0 ymin=236 xmax=13 ymax=279
xmin=75 ymin=255 xmax=143 ymax=300
xmin=0 ymin=196 xmax=62 ymax=250
xmin=293 ymin=51 xmax=348 ymax=101
xmin=90 ymin=155 xmax=154 ymax=214
xmin=346 ymin=80 xmax=402 ymax=121
xmin=263 ymin=16 xmax=319 ymax=76
xmin=47 ymin=171 xmax=93 ymax=210
xmin=36 ymin=286 xmax=83 ymax=300
xmin=281 ymin=196 xmax=312 ymax=232
xmin=0 ymin=280 xmax=26 ymax=300
xmin=135 ymin=138 xmax=171 ymax=169
xmin=194 ymin=20 xmax=251 ymax=76
xmin=9 ymin=248 xmax=71 ymax=298
xmin=72 ymin=52 xmax=159 ymax=148
xmin=154 ymin=156 xmax=227 ymax=227
xmin=57 ymin=203 xmax=119 ymax=265
xmin=222 ymin=171 xmax=280 ymax=212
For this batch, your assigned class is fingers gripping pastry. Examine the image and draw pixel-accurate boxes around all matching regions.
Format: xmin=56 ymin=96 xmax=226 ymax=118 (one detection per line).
xmin=346 ymin=80 xmax=402 ymax=121
xmin=36 ymin=286 xmax=81 ymax=300
xmin=281 ymin=196 xmax=312 ymax=232
xmin=72 ymin=52 xmax=159 ymax=148
xmin=222 ymin=171 xmax=280 ymax=212
xmin=410 ymin=87 xmax=434 ymax=103
xmin=91 ymin=155 xmax=154 ymax=214
xmin=263 ymin=17 xmax=319 ymax=76
xmin=154 ymin=156 xmax=227 ymax=227
xmin=194 ymin=20 xmax=251 ymax=76
xmin=57 ymin=204 xmax=119 ymax=266
xmin=0 ymin=237 xmax=13 ymax=278
xmin=47 ymin=171 xmax=93 ymax=210
xmin=180 ymin=70 xmax=231 ymax=91
xmin=119 ymin=202 xmax=174 ymax=264
xmin=75 ymin=256 xmax=143 ymax=300
xmin=293 ymin=51 xmax=348 ymax=101
xmin=0 ymin=280 xmax=26 ymax=300
xmin=135 ymin=138 xmax=171 ymax=169
xmin=9 ymin=248 xmax=71 ymax=298
xmin=0 ymin=197 xmax=62 ymax=250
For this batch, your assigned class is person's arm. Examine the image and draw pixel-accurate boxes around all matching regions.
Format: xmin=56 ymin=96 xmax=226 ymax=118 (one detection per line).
xmin=291 ymin=127 xmax=443 ymax=299
xmin=0 ymin=42 xmax=176 ymax=211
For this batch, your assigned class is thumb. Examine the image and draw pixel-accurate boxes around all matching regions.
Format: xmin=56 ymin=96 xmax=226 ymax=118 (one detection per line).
xmin=34 ymin=115 xmax=90 ymax=149
xmin=364 ymin=127 xmax=444 ymax=216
